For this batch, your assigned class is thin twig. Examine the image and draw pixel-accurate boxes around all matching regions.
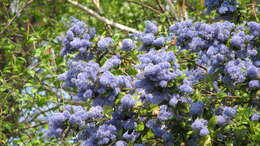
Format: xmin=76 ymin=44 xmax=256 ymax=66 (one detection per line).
xmin=204 ymin=93 xmax=241 ymax=98
xmin=67 ymin=0 xmax=139 ymax=33
xmin=127 ymin=0 xmax=161 ymax=14
xmin=96 ymin=50 xmax=108 ymax=64
xmin=156 ymin=0 xmax=165 ymax=12
xmin=181 ymin=58 xmax=208 ymax=72
xmin=155 ymin=0 xmax=171 ymax=26
xmin=20 ymin=121 xmax=46 ymax=131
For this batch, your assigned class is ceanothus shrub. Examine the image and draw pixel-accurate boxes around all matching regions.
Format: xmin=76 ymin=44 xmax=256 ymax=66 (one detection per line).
xmin=45 ymin=18 xmax=260 ymax=145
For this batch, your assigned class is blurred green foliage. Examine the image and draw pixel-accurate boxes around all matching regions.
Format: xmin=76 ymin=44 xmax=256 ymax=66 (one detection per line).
xmin=0 ymin=0 xmax=259 ymax=145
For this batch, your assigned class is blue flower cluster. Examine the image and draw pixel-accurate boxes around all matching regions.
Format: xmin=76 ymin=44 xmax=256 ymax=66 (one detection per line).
xmin=169 ymin=94 xmax=192 ymax=107
xmin=58 ymin=17 xmax=116 ymax=61
xmin=217 ymin=0 xmax=237 ymax=14
xmin=191 ymin=119 xmax=209 ymax=136
xmin=135 ymin=49 xmax=194 ymax=105
xmin=121 ymin=38 xmax=135 ymax=51
xmin=204 ymin=0 xmax=222 ymax=13
xmin=58 ymin=18 xmax=95 ymax=60
xmin=158 ymin=105 xmax=173 ymax=121
xmin=97 ymin=37 xmax=114 ymax=52
xmin=190 ymin=101 xmax=204 ymax=116
xmin=120 ymin=94 xmax=136 ymax=108
xmin=45 ymin=112 xmax=67 ymax=138
xmin=204 ymin=0 xmax=237 ymax=15
xmin=46 ymin=105 xmax=103 ymax=138
xmin=58 ymin=55 xmax=132 ymax=106
xmin=216 ymin=106 xmax=237 ymax=126
xmin=135 ymin=49 xmax=177 ymax=87
xmin=134 ymin=21 xmax=166 ymax=51
xmin=82 ymin=124 xmax=117 ymax=145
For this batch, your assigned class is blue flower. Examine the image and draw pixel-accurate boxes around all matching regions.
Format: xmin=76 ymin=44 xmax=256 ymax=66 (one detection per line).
xmin=158 ymin=105 xmax=173 ymax=121
xmin=190 ymin=101 xmax=204 ymax=115
xmin=145 ymin=21 xmax=158 ymax=34
xmin=97 ymin=37 xmax=113 ymax=51
xmin=249 ymin=80 xmax=259 ymax=88
xmin=121 ymin=94 xmax=136 ymax=108
xmin=251 ymin=113 xmax=260 ymax=121
xmin=121 ymin=39 xmax=135 ymax=51
xmin=179 ymin=84 xmax=193 ymax=94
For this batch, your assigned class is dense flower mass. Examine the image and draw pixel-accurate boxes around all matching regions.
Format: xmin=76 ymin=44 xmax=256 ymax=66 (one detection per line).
xmin=46 ymin=18 xmax=260 ymax=145
xmin=169 ymin=21 xmax=260 ymax=88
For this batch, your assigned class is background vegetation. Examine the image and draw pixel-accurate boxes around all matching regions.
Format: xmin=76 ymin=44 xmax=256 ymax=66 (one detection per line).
xmin=0 ymin=0 xmax=259 ymax=145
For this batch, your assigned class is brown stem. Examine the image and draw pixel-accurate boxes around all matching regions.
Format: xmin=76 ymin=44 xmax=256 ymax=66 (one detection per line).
xmin=156 ymin=0 xmax=165 ymax=12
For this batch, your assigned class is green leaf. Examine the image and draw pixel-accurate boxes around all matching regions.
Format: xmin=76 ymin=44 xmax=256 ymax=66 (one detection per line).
xmin=199 ymin=135 xmax=212 ymax=146
xmin=103 ymin=105 xmax=113 ymax=115
xmin=27 ymin=70 xmax=36 ymax=77
xmin=142 ymin=129 xmax=154 ymax=140
xmin=208 ymin=116 xmax=217 ymax=129
xmin=135 ymin=122 xmax=145 ymax=132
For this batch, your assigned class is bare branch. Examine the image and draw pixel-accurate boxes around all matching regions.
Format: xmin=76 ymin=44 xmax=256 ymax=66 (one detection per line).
xmin=67 ymin=0 xmax=140 ymax=33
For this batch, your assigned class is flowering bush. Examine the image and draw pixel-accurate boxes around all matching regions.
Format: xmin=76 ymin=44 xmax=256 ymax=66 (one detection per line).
xmin=46 ymin=18 xmax=260 ymax=145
